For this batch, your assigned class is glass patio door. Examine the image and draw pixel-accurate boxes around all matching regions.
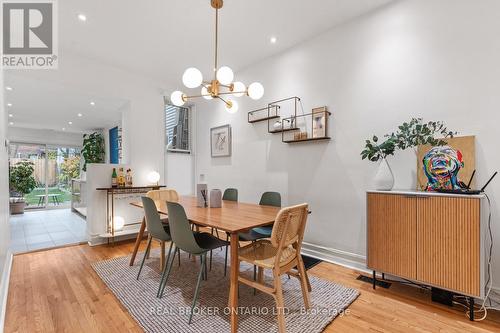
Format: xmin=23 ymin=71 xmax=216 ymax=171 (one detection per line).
xmin=9 ymin=143 xmax=48 ymax=209
xmin=9 ymin=143 xmax=81 ymax=209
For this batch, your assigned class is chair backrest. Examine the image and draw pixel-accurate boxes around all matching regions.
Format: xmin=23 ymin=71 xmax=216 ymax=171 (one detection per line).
xmin=222 ymin=188 xmax=238 ymax=201
xmin=259 ymin=191 xmax=281 ymax=207
xmin=141 ymin=196 xmax=171 ymax=240
xmin=270 ymin=203 xmax=309 ymax=250
xmin=147 ymin=189 xmax=179 ymax=203
xmin=166 ymin=201 xmax=205 ymax=254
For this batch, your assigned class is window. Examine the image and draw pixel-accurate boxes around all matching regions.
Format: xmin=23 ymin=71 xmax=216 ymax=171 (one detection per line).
xmin=165 ymin=103 xmax=190 ymax=152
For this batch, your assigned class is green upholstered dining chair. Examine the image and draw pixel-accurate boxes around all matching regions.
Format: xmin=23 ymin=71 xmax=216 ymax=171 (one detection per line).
xmin=222 ymin=188 xmax=238 ymax=201
xmin=159 ymin=201 xmax=229 ymax=324
xmin=137 ymin=196 xmax=180 ymax=297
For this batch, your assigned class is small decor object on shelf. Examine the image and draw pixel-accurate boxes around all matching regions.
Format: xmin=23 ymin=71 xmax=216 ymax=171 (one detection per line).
xmin=361 ymin=118 xmax=457 ymax=191
xmin=211 ymin=124 xmax=231 ymax=157
xmin=210 ymin=189 xmax=222 ymax=208
xmin=312 ymin=106 xmax=327 ymax=138
xmin=417 ymin=136 xmax=475 ymax=191
xmin=111 ymin=168 xmax=117 ymax=188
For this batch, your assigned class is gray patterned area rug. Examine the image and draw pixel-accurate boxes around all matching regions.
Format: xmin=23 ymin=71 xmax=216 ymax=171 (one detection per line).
xmin=92 ymin=248 xmax=359 ymax=333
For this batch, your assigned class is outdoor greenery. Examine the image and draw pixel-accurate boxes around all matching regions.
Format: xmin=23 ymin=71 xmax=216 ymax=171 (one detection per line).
xmin=59 ymin=155 xmax=81 ymax=186
xmin=82 ymin=132 xmax=105 ymax=171
xmin=361 ymin=118 xmax=456 ymax=162
xmin=9 ymin=160 xmax=37 ymax=199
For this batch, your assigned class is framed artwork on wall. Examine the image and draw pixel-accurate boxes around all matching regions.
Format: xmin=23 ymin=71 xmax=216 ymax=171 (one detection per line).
xmin=312 ymin=106 xmax=327 ymax=138
xmin=210 ymin=124 xmax=232 ymax=157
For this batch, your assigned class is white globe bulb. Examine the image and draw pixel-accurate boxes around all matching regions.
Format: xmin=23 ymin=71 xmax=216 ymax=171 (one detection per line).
xmin=113 ymin=216 xmax=125 ymax=231
xmin=147 ymin=171 xmax=161 ymax=184
xmin=201 ymin=86 xmax=213 ymax=100
xmin=216 ymin=66 xmax=234 ymax=85
xmin=170 ymin=91 xmax=185 ymax=106
xmin=182 ymin=67 xmax=203 ymax=88
xmin=248 ymin=82 xmax=264 ymax=100
xmin=232 ymin=81 xmax=246 ymax=97
xmin=225 ymin=98 xmax=238 ymax=113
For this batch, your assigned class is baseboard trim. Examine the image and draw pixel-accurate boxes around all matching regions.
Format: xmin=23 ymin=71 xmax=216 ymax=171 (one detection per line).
xmin=301 ymin=242 xmax=370 ymax=274
xmin=0 ymin=251 xmax=13 ymax=333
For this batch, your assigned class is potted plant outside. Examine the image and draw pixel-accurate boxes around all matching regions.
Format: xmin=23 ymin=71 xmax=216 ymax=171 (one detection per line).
xmin=9 ymin=160 xmax=37 ymax=214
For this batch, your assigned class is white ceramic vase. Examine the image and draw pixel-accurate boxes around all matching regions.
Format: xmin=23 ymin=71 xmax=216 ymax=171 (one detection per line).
xmin=373 ymin=158 xmax=394 ymax=191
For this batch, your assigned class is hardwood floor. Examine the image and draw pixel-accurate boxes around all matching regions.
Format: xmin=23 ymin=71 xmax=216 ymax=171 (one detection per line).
xmin=5 ymin=240 xmax=500 ymax=333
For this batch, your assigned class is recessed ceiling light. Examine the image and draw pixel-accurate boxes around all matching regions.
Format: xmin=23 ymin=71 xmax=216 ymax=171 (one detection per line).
xmin=5 ymin=86 xmax=13 ymax=91
xmin=68 ymin=121 xmax=73 ymax=125
xmin=62 ymin=127 xmax=66 ymax=131
xmin=270 ymin=36 xmax=277 ymax=44
xmin=7 ymin=103 xmax=12 ymax=107
xmin=9 ymin=122 xmax=14 ymax=126
xmin=8 ymin=114 xmax=13 ymax=118
xmin=90 ymin=101 xmax=95 ymax=106
xmin=77 ymin=13 xmax=87 ymax=22
xmin=77 ymin=113 xmax=83 ymax=117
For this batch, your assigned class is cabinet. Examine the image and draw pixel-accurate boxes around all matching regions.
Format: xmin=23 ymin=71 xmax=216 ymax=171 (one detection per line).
xmin=367 ymin=191 xmax=484 ymax=298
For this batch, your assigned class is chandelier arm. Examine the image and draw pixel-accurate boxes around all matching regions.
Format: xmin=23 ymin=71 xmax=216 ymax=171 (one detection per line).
xmin=216 ymin=95 xmax=231 ymax=107
xmin=218 ymin=91 xmax=247 ymax=96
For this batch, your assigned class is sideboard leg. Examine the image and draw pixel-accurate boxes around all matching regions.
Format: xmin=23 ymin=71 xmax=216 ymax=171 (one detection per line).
xmin=469 ymin=297 xmax=475 ymax=321
xmin=372 ymin=270 xmax=376 ymax=290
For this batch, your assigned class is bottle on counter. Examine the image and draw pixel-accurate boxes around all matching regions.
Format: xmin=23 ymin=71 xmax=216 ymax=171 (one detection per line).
xmin=118 ymin=167 xmax=126 ymax=187
xmin=126 ymin=169 xmax=133 ymax=187
xmin=111 ymin=168 xmax=117 ymax=188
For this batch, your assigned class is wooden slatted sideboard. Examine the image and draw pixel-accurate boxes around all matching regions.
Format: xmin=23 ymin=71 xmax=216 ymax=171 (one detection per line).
xmin=367 ymin=190 xmax=487 ymax=313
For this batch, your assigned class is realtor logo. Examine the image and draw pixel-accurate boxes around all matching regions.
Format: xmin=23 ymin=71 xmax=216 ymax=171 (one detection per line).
xmin=2 ymin=0 xmax=58 ymax=69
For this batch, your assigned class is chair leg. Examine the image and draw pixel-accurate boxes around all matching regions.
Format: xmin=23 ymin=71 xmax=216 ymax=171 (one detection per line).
xmin=136 ymin=237 xmax=152 ymax=280
xmin=258 ymin=267 xmax=264 ymax=284
xmin=189 ymin=254 xmax=206 ymax=324
xmin=160 ymin=241 xmax=166 ymax=270
xmin=253 ymin=265 xmax=257 ymax=295
xmin=157 ymin=242 xmax=174 ymax=297
xmin=209 ymin=250 xmax=213 ymax=271
xmin=274 ymin=272 xmax=287 ymax=333
xmin=159 ymin=245 xmax=177 ymax=298
xmin=177 ymin=248 xmax=181 ymax=267
xmin=145 ymin=235 xmax=151 ymax=259
xmin=204 ymin=255 xmax=208 ymax=280
xmin=297 ymin=258 xmax=311 ymax=309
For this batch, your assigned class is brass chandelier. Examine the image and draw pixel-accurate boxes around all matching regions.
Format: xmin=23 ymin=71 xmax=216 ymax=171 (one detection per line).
xmin=170 ymin=0 xmax=264 ymax=113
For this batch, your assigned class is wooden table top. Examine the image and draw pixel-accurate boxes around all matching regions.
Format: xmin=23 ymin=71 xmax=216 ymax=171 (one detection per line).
xmin=130 ymin=196 xmax=280 ymax=233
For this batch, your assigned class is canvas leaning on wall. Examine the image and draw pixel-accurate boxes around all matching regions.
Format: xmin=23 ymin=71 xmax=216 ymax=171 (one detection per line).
xmin=210 ymin=124 xmax=232 ymax=157
xmin=417 ymin=135 xmax=475 ymax=191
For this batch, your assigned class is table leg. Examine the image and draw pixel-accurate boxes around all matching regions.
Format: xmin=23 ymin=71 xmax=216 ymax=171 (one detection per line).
xmin=129 ymin=217 xmax=146 ymax=266
xmin=229 ymin=232 xmax=239 ymax=333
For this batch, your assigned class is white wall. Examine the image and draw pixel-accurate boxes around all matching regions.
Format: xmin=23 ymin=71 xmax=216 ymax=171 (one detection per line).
xmin=195 ymin=0 xmax=500 ymax=288
xmin=1 ymin=65 xmax=12 ymax=328
xmin=7 ymin=127 xmax=83 ymax=147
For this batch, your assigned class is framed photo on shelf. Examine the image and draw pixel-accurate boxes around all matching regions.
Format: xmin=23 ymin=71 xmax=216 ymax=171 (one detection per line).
xmin=312 ymin=106 xmax=327 ymax=138
xmin=210 ymin=124 xmax=232 ymax=157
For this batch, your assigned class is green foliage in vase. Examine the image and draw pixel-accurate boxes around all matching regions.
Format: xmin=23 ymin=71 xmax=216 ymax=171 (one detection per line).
xmin=9 ymin=160 xmax=37 ymax=197
xmin=361 ymin=118 xmax=456 ymax=162
xmin=82 ymin=132 xmax=105 ymax=171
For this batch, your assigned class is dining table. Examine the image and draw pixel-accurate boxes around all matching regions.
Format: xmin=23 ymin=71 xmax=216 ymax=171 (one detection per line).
xmin=129 ymin=195 xmax=281 ymax=333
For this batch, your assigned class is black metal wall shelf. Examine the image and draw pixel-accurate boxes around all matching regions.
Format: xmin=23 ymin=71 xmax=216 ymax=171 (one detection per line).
xmin=248 ymin=105 xmax=280 ymax=123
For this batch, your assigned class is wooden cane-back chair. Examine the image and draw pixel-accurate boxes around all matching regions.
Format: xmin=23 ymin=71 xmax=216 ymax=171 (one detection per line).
xmin=238 ymin=203 xmax=311 ymax=333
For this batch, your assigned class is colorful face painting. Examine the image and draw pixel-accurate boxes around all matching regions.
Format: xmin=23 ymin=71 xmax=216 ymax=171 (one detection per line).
xmin=422 ymin=146 xmax=464 ymax=191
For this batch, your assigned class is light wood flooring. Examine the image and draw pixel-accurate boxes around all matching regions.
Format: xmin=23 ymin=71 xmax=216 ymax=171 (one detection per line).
xmin=5 ymin=240 xmax=500 ymax=333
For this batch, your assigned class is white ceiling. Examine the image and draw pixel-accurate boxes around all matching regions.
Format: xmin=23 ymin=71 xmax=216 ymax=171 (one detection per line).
xmin=5 ymin=0 xmax=393 ymax=133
